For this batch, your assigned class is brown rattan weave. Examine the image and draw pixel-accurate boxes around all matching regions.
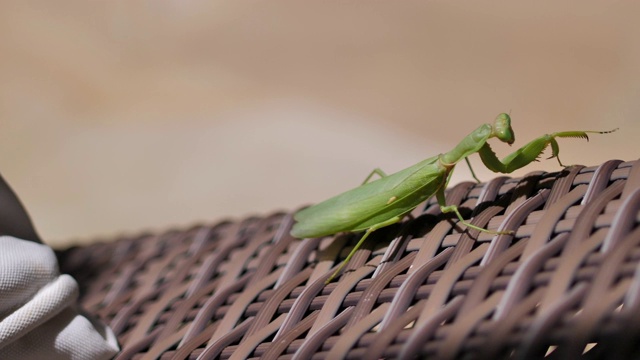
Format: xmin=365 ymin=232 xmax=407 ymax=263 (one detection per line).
xmin=57 ymin=159 xmax=640 ymax=359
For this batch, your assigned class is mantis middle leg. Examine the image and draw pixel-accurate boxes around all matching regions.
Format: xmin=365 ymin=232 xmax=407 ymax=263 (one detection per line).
xmin=436 ymin=187 xmax=512 ymax=235
xmin=326 ymin=215 xmax=402 ymax=284
xmin=465 ymin=157 xmax=481 ymax=183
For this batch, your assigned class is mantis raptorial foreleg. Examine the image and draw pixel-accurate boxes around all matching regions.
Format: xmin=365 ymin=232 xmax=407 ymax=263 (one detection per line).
xmin=478 ymin=130 xmax=618 ymax=174
xmin=361 ymin=168 xmax=389 ymax=185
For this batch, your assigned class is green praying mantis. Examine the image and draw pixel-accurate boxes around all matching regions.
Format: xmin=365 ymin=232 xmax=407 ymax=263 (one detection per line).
xmin=290 ymin=113 xmax=617 ymax=283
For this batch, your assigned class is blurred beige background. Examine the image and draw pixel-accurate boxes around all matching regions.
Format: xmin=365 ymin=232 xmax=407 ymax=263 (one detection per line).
xmin=0 ymin=1 xmax=638 ymax=247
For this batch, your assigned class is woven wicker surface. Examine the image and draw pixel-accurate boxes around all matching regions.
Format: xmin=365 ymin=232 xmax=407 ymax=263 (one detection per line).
xmin=57 ymin=159 xmax=640 ymax=359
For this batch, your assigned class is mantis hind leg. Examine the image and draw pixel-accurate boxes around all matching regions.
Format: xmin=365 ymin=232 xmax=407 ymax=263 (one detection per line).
xmin=361 ymin=168 xmax=388 ymax=185
xmin=325 ymin=215 xmax=402 ymax=284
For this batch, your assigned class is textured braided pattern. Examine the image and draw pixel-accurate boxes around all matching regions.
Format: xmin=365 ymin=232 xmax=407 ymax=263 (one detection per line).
xmin=57 ymin=159 xmax=640 ymax=359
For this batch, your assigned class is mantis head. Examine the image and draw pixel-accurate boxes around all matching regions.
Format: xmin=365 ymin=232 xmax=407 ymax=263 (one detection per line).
xmin=492 ymin=113 xmax=515 ymax=145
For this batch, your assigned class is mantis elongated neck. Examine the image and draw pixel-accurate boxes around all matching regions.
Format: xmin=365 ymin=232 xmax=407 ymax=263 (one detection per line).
xmin=440 ymin=123 xmax=492 ymax=165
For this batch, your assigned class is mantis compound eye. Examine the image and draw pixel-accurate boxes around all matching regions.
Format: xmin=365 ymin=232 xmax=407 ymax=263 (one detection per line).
xmin=493 ymin=113 xmax=515 ymax=145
